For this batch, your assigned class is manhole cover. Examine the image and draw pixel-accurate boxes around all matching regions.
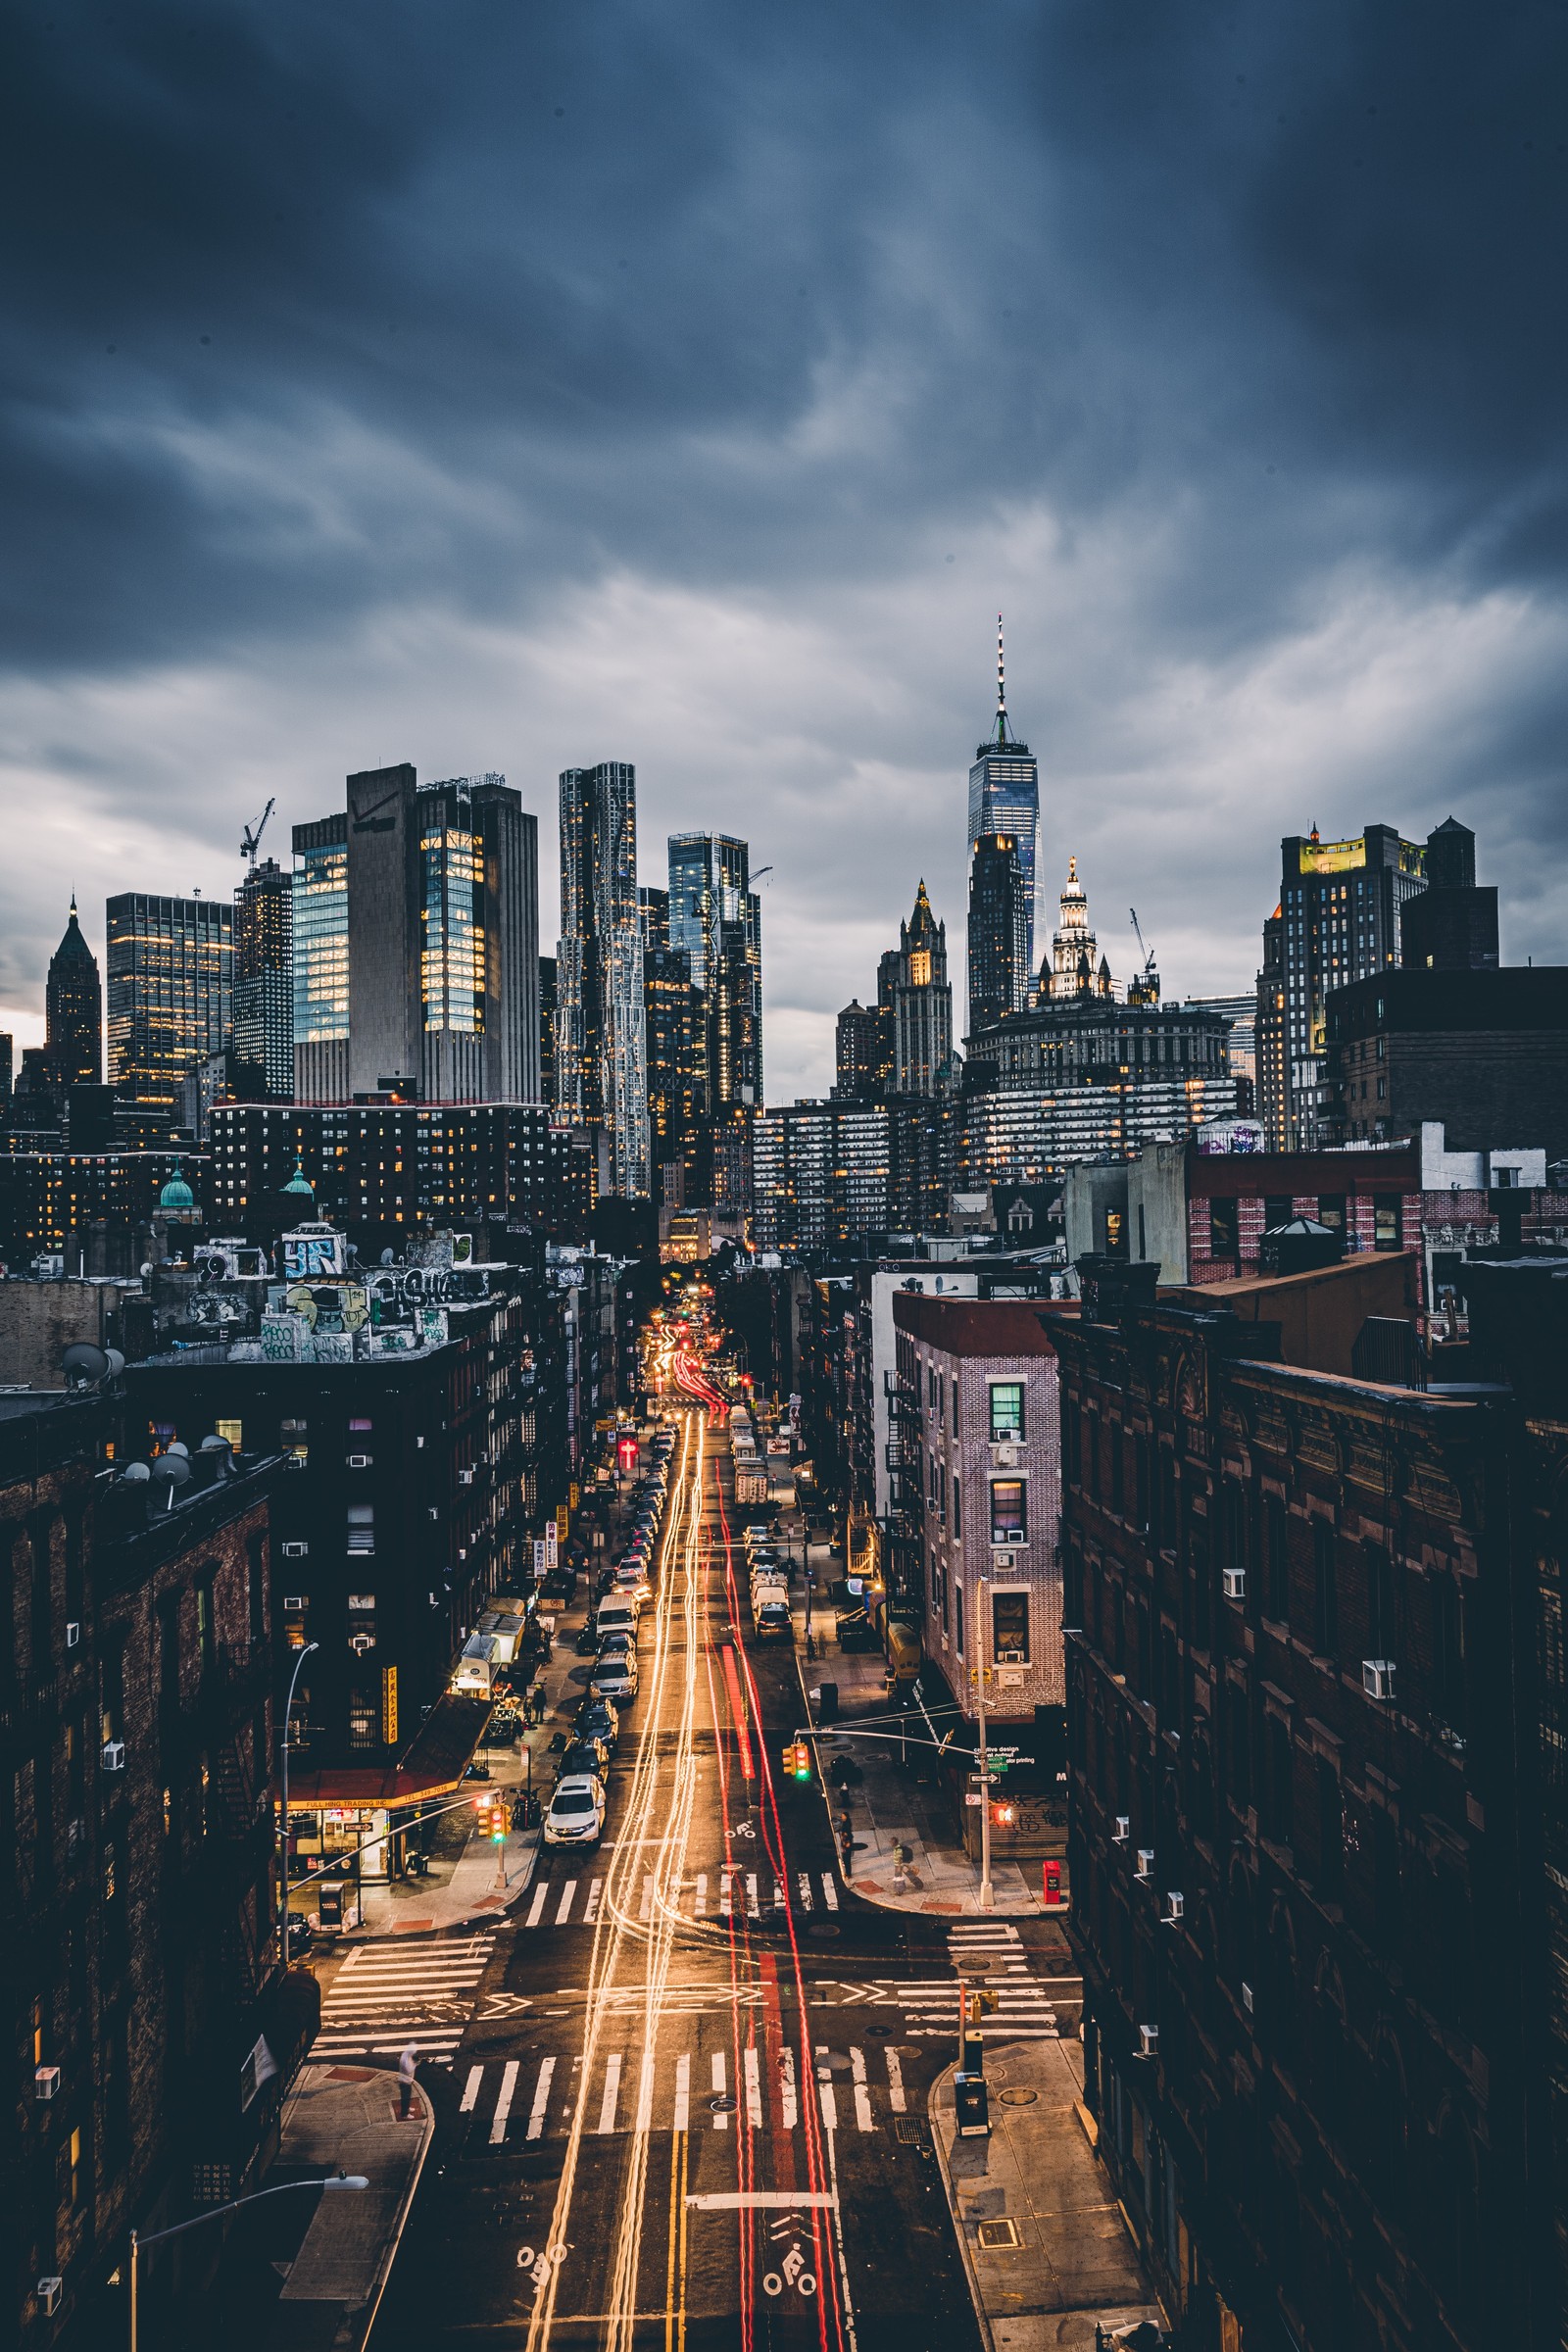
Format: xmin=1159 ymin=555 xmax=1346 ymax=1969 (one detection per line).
xmin=808 ymin=1923 xmax=840 ymax=1939
xmin=709 ymin=2094 xmax=737 ymax=2114
xmin=998 ymin=2087 xmax=1038 ymax=2106
xmin=816 ymin=2052 xmax=852 ymax=2073
xmin=865 ymin=2024 xmax=894 ymax=2036
xmin=976 ymin=2218 xmax=1021 ymax=2250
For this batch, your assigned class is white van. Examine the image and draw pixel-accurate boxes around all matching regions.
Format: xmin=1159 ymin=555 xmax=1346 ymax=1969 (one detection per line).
xmin=596 ymin=1596 xmax=640 ymax=1642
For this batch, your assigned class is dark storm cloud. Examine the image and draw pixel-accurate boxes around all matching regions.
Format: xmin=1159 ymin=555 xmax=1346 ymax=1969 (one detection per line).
xmin=2 ymin=0 xmax=1565 ymax=1080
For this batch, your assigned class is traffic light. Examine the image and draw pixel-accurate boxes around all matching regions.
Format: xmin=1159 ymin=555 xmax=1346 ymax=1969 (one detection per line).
xmin=783 ymin=1740 xmax=812 ymax=1782
xmin=474 ymin=1794 xmax=505 ymax=1840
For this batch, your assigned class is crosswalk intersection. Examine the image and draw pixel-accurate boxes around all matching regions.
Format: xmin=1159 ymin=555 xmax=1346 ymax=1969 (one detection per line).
xmin=314 ymin=1934 xmax=496 ymax=2065
xmin=453 ymin=2038 xmax=911 ymax=2144
xmin=886 ymin=1921 xmax=1059 ymax=2041
xmin=519 ymin=1869 xmax=841 ymax=1929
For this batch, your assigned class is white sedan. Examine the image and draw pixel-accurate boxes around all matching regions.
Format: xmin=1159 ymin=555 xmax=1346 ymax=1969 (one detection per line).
xmin=543 ymin=1775 xmax=606 ymax=1848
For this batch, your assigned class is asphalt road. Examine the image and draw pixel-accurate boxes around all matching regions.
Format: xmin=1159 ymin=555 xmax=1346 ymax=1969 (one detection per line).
xmin=371 ymin=1400 xmax=1077 ymax=2351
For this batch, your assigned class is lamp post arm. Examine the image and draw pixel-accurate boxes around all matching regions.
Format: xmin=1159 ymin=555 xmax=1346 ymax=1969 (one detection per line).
xmin=134 ymin=2173 xmax=366 ymax=2253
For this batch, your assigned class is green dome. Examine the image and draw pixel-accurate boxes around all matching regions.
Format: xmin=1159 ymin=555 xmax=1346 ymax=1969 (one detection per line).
xmin=282 ymin=1158 xmax=315 ymax=1198
xmin=159 ymin=1160 xmax=195 ymax=1212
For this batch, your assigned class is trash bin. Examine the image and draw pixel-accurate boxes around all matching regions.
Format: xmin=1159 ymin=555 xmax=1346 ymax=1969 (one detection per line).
xmin=815 ymin=1682 xmax=839 ymax=1726
xmin=318 ymin=1879 xmax=346 ymax=1928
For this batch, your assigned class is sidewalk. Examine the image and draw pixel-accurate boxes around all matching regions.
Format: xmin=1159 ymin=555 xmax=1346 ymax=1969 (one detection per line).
xmin=270 ymin=2063 xmax=434 ymax=2352
xmin=930 ymin=2037 xmax=1165 ymax=2351
xmin=792 ymin=1545 xmax=1046 ymax=1917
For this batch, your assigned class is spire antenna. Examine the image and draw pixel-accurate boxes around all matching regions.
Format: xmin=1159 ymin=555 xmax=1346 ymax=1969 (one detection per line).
xmin=993 ymin=613 xmax=1011 ymax=746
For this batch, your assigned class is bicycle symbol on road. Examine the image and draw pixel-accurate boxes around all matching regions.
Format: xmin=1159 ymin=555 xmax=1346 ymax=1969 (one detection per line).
xmin=760 ymin=2215 xmax=816 ymax=2299
xmin=515 ymin=2243 xmax=569 ymax=2293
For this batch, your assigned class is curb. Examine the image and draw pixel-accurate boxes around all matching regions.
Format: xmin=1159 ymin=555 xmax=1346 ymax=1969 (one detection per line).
xmin=927 ymin=2060 xmax=996 ymax=2352
xmin=359 ymin=2074 xmax=436 ymax=2352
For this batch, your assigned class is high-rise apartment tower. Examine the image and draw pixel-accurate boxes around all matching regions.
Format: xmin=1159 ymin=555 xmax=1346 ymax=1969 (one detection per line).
xmin=966 ymin=620 xmax=1040 ymax=975
xmin=556 ymin=762 xmax=649 ymax=1198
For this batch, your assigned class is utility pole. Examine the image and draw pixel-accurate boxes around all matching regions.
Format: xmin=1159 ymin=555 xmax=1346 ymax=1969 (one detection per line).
xmin=279 ymin=1642 xmax=318 ymax=1960
xmin=977 ymin=1569 xmax=994 ymax=1912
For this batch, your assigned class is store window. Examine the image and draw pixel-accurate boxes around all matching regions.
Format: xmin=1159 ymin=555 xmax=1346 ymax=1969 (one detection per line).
xmin=347 ymin=1504 xmax=375 ymax=1555
xmin=216 ymin=1418 xmax=243 ymax=1451
xmin=1374 ymin=1197 xmax=1401 ymax=1250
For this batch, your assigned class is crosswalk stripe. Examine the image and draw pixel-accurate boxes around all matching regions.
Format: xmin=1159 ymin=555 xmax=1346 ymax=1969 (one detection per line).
xmin=821 ymin=1875 xmax=839 ymax=1911
xmin=491 ymin=2060 xmax=519 ymax=2144
xmin=583 ymin=1878 xmax=603 ymax=1924
xmin=886 ymin=2048 xmax=906 ymax=2112
xmin=673 ymin=2052 xmax=691 ymax=2132
xmin=747 ymin=1873 xmax=760 ymax=1920
xmin=525 ymin=1884 xmax=549 ymax=1928
xmin=460 ymin=2065 xmax=483 ymax=2113
xmin=315 ymin=2033 xmax=462 ymax=2057
xmin=526 ymin=2057 xmax=556 ymax=2141
xmin=641 ymin=1874 xmax=654 ymax=1922
xmin=695 ymin=1874 xmax=709 ymax=1917
xmin=851 ymin=2047 xmax=873 ymax=2132
xmin=781 ymin=2047 xmax=799 ymax=2130
xmin=744 ymin=2044 xmax=762 ymax=2129
xmin=719 ymin=1870 xmax=733 ymax=1920
xmin=634 ymin=2054 xmax=654 ymax=2132
xmin=556 ymin=1881 xmax=576 ymax=1926
xmin=711 ymin=2051 xmax=728 ymax=2130
xmin=597 ymin=2052 xmax=621 ymax=2133
xmin=815 ymin=2046 xmax=838 ymax=2132
xmin=797 ymin=1872 xmax=813 ymax=1911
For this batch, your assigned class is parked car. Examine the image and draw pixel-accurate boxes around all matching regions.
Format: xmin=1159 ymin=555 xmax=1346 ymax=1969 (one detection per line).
xmin=575 ymin=1696 xmax=620 ymax=1750
xmin=596 ymin=1596 xmax=640 ymax=1640
xmin=574 ymin=1620 xmax=603 ymax=1656
xmin=559 ymin=1736 xmax=612 ymax=1782
xmin=544 ymin=1775 xmax=606 ymax=1848
xmin=591 ymin=1649 xmax=640 ymax=1701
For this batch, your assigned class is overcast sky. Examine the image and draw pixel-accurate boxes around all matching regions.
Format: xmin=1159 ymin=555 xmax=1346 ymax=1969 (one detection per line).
xmin=3 ymin=0 xmax=1565 ymax=1098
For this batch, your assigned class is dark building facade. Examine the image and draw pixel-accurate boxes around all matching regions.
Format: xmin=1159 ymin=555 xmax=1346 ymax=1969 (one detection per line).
xmin=45 ymin=902 xmax=102 ymax=1092
xmin=4 ymin=1392 xmax=311 ymax=2351
xmin=556 ymin=762 xmax=647 ymax=1198
xmin=1324 ymin=964 xmax=1568 ymax=1159
xmin=833 ymin=999 xmax=892 ymax=1103
xmin=231 ymin=858 xmax=293 ymax=1102
xmin=643 ymin=941 xmax=702 ymax=1207
xmin=966 ymin=831 xmax=1030 ymax=1039
xmin=1056 ymin=1262 xmax=1549 ymax=2352
xmin=1399 ymin=818 xmax=1498 ymax=974
xmin=0 ymin=1152 xmax=207 ymax=1269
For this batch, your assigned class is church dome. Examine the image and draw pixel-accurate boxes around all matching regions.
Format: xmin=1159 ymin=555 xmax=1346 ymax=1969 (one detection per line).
xmin=159 ymin=1160 xmax=195 ymax=1213
xmin=282 ymin=1158 xmax=315 ymax=1198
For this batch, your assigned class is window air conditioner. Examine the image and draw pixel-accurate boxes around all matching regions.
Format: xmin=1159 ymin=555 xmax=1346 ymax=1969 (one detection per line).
xmin=1138 ymin=2024 xmax=1159 ymax=2060
xmin=100 ymin=1740 xmax=125 ymax=1773
xmin=997 ymin=1649 xmax=1025 ymax=1665
xmin=992 ymin=1445 xmax=1019 ymax=1469
xmin=1241 ymin=1982 xmax=1254 ymax=2015
xmin=1135 ymin=1848 xmax=1153 ymax=1881
xmin=1164 ymin=1891 xmax=1185 ymax=1924
xmin=284 ymin=1595 xmax=307 ymax=1613
xmin=35 ymin=2065 xmax=61 ymax=2101
xmin=65 ymin=1621 xmax=80 ymax=1648
xmin=1362 ymin=1659 xmax=1396 ymax=1701
xmin=1222 ymin=1567 xmax=1246 ymax=1601
xmin=282 ymin=1541 xmax=309 ymax=1558
xmin=37 ymin=2278 xmax=63 ymax=2317
xmin=459 ymin=1468 xmax=474 ymax=1485
xmin=1112 ymin=1816 xmax=1130 ymax=1843
xmin=347 ymin=1453 xmax=371 ymax=1469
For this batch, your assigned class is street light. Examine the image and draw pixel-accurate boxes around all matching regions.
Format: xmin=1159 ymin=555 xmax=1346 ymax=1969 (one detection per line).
xmin=279 ymin=1641 xmax=318 ymax=1961
xmin=129 ymin=2173 xmax=368 ymax=2352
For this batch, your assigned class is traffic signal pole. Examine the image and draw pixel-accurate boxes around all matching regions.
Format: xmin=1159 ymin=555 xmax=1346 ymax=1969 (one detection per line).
xmin=977 ymin=1567 xmax=994 ymax=1913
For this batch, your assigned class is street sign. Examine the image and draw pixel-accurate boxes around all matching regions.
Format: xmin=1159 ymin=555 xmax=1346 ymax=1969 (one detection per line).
xmin=963 ymin=1791 xmax=983 ymax=1807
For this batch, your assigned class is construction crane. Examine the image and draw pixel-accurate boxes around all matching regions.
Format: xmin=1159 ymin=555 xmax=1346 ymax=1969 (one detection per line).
xmin=240 ymin=798 xmax=275 ymax=870
xmin=1129 ymin=906 xmax=1156 ymax=981
xmin=752 ymin=864 xmax=774 ymax=886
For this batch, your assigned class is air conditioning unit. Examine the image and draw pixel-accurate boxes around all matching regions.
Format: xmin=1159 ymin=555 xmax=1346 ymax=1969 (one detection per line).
xmin=37 ymin=2278 xmax=63 ymax=2318
xmin=1164 ymin=1891 xmax=1185 ymax=1924
xmin=282 ymin=1541 xmax=309 ymax=1558
xmin=100 ymin=1740 xmax=125 ymax=1773
xmin=1241 ymin=1981 xmax=1254 ymax=2015
xmin=35 ymin=2065 xmax=61 ymax=2101
xmin=65 ymin=1621 xmax=80 ymax=1648
xmin=1362 ymin=1659 xmax=1396 ymax=1701
xmin=1135 ymin=1848 xmax=1154 ymax=1881
xmin=1222 ymin=1567 xmax=1246 ymax=1601
xmin=992 ymin=1444 xmax=1020 ymax=1469
xmin=1138 ymin=2024 xmax=1159 ymax=2060
xmin=459 ymin=1468 xmax=474 ymax=1486
xmin=347 ymin=1453 xmax=371 ymax=1469
xmin=1112 ymin=1816 xmax=1131 ymax=1844
xmin=284 ymin=1594 xmax=307 ymax=1612
xmin=997 ymin=1648 xmax=1025 ymax=1665
xmin=349 ymin=1635 xmax=374 ymax=1655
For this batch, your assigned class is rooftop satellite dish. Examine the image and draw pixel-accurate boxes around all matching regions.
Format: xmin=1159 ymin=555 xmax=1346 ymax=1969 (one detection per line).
xmin=199 ymin=1434 xmax=231 ymax=1453
xmin=104 ymin=1348 xmax=125 ymax=1379
xmin=165 ymin=1439 xmax=190 ymax=1458
xmin=62 ymin=1342 xmax=110 ymax=1389
xmin=381 ymin=1249 xmax=395 ymax=1266
xmin=119 ymin=1460 xmax=152 ymax=1484
xmin=150 ymin=1453 xmax=191 ymax=1487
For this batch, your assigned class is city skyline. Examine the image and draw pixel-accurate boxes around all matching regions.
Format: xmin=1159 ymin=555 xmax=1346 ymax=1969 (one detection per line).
xmin=3 ymin=12 xmax=1565 ymax=1101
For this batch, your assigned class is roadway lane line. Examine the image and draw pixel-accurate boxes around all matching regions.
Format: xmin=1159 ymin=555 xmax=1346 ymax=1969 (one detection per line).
xmin=490 ymin=2059 xmax=519 ymax=2144
xmin=685 ymin=2192 xmax=839 ymax=2211
xmin=673 ymin=2052 xmax=691 ymax=2132
xmin=526 ymin=2055 xmax=556 ymax=2141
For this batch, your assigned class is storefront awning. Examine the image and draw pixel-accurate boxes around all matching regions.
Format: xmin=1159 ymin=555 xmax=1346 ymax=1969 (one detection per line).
xmin=283 ymin=1690 xmax=495 ymax=1810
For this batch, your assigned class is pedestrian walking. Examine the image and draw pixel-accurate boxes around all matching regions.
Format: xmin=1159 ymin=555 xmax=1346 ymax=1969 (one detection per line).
xmin=398 ymin=2040 xmax=417 ymax=2119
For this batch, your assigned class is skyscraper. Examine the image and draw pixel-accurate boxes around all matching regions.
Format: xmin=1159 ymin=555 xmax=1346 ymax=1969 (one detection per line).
xmin=965 ymin=832 xmax=1029 ymax=1037
xmin=292 ymin=813 xmax=349 ymax=1105
xmin=232 ymin=857 xmax=293 ymax=1101
xmin=666 ymin=832 xmax=763 ymax=1110
xmin=966 ymin=619 xmax=1041 ymax=972
xmin=833 ymin=999 xmax=892 ymax=1101
xmin=45 ymin=897 xmax=102 ymax=1089
xmin=1272 ymin=820 xmax=1426 ymax=1148
xmin=889 ymin=880 xmax=954 ymax=1096
xmin=294 ymin=767 xmax=538 ymax=1107
xmin=105 ymin=893 xmax=232 ymax=1125
xmin=1400 ymin=816 xmax=1499 ymax=972
xmin=557 ymin=762 xmax=649 ymax=1198
xmin=644 ymin=938 xmax=702 ymax=1205
xmin=1041 ymin=856 xmax=1112 ymax=1000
